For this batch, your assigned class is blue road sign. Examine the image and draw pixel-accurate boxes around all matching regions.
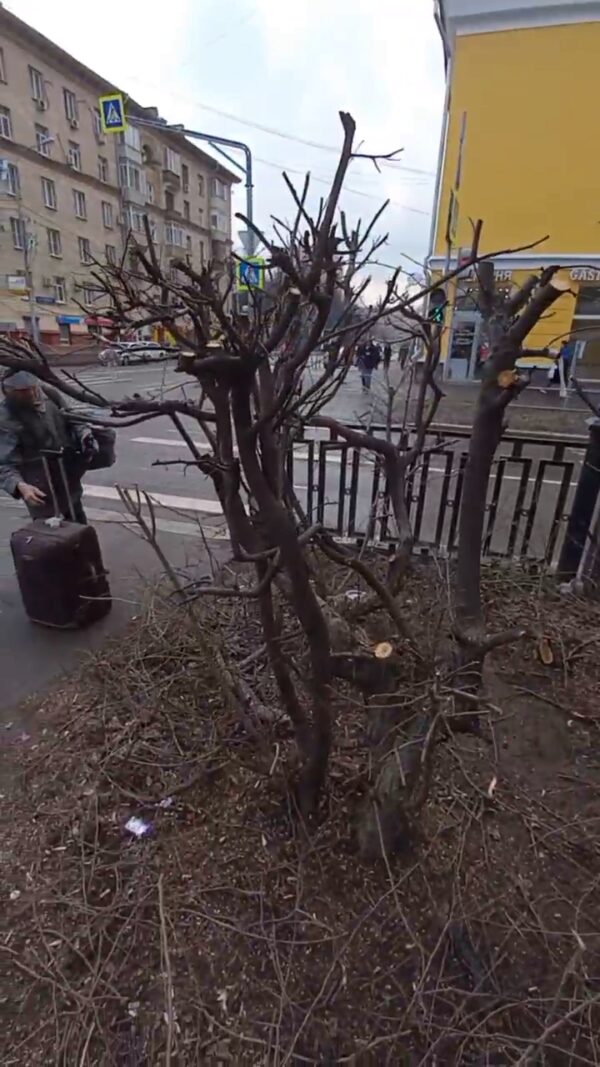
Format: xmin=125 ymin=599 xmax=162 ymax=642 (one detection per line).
xmin=237 ymin=257 xmax=265 ymax=292
xmin=99 ymin=93 xmax=127 ymax=135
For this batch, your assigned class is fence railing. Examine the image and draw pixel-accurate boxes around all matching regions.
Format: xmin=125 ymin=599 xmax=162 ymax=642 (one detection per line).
xmin=288 ymin=421 xmax=591 ymax=566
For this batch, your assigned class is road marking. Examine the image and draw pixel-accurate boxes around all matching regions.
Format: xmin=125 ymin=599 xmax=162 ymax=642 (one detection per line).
xmin=84 ymin=506 xmax=227 ymax=539
xmin=129 ymin=436 xmax=578 ymax=487
xmin=83 ymin=484 xmax=223 ymax=514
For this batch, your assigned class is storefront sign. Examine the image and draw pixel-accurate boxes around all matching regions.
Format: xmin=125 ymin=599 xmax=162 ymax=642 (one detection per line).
xmin=7 ymin=275 xmax=27 ymax=292
xmin=56 ymin=314 xmax=83 ymax=325
xmin=35 ymin=295 xmax=57 ymax=305
xmin=459 ymin=265 xmax=513 ymax=282
xmin=570 ymin=268 xmax=600 ymax=282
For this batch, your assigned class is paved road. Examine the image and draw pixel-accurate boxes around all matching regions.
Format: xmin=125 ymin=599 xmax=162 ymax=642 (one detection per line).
xmin=0 ymin=361 xmax=589 ymax=714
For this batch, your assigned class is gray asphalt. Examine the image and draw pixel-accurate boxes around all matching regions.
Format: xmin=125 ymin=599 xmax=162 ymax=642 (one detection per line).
xmin=0 ymin=361 xmax=590 ymax=716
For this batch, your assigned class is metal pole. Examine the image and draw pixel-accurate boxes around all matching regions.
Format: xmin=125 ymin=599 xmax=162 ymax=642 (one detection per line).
xmin=557 ymin=417 xmax=600 ymax=580
xmin=131 ymin=116 xmax=255 ymax=254
xmin=18 ymin=197 xmax=40 ymax=345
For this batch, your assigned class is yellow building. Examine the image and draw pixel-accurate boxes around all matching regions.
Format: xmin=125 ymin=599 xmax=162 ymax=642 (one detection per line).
xmin=430 ymin=0 xmax=600 ymax=379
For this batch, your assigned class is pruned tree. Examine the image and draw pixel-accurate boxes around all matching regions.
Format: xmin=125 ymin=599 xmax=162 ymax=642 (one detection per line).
xmin=0 ymin=112 xmax=569 ymax=855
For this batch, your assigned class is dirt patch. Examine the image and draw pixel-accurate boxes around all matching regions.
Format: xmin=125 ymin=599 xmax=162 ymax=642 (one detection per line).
xmin=1 ymin=566 xmax=600 ymax=1064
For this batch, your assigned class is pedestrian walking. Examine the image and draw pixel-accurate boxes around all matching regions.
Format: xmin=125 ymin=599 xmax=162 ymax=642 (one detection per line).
xmin=357 ymin=341 xmax=381 ymax=392
xmin=0 ymin=370 xmax=99 ymax=523
xmin=383 ymin=342 xmax=393 ymax=371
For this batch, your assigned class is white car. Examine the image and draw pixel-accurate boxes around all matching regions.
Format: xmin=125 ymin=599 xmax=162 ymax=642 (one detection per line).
xmin=99 ymin=341 xmax=180 ymax=366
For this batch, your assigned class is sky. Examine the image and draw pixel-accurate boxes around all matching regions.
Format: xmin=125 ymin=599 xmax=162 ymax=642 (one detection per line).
xmin=7 ymin=0 xmax=446 ymax=292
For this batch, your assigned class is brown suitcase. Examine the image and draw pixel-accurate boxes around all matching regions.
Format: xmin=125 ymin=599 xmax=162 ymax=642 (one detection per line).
xmin=10 ymin=454 xmax=111 ymax=629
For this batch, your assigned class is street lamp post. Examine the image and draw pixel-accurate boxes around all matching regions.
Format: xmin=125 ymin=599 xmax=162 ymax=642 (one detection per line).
xmin=130 ymin=117 xmax=256 ymax=256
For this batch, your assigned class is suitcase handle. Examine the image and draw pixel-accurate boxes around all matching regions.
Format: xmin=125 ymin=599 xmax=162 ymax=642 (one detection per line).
xmin=40 ymin=450 xmax=76 ymax=523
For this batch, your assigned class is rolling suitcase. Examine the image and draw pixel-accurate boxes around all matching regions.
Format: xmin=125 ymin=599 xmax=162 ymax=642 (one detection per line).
xmin=10 ymin=453 xmax=112 ymax=629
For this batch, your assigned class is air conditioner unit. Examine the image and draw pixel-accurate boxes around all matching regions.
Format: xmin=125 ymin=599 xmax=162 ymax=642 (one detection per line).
xmin=68 ymin=117 xmax=79 ymax=129
xmin=42 ymin=276 xmax=53 ymax=288
xmin=35 ymin=98 xmax=48 ymax=111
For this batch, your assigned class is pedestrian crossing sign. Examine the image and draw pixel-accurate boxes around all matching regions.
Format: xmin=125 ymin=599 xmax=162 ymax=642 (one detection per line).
xmin=237 ymin=257 xmax=265 ymax=292
xmin=99 ymin=93 xmax=127 ymax=134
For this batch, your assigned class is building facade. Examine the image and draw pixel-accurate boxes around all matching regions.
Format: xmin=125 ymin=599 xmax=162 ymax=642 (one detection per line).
xmin=430 ymin=0 xmax=600 ymax=379
xmin=0 ymin=6 xmax=237 ymax=345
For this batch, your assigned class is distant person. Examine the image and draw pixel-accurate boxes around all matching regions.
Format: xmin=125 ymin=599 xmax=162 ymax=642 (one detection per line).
xmin=0 ymin=370 xmax=98 ymax=523
xmin=357 ymin=341 xmax=381 ymax=392
xmin=547 ymin=340 xmax=575 ymax=385
xmin=383 ymin=343 xmax=393 ymax=371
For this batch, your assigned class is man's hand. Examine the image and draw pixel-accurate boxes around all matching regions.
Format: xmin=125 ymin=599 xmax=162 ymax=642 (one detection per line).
xmin=17 ymin=482 xmax=46 ymax=506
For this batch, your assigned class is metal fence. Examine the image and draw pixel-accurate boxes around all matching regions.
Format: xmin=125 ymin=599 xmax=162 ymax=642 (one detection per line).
xmin=288 ymin=422 xmax=591 ymax=565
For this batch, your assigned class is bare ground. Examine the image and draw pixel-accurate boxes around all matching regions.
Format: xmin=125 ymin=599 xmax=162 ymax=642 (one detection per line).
xmin=1 ymin=562 xmax=599 ymax=1065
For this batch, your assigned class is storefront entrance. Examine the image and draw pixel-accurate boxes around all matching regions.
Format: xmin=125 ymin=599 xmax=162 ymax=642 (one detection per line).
xmin=446 ymin=310 xmax=483 ymax=381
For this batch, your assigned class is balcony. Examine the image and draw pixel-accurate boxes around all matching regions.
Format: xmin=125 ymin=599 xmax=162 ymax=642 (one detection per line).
xmin=162 ymin=165 xmax=181 ymax=191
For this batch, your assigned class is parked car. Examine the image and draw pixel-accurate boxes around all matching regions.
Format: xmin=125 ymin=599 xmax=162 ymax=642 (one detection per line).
xmin=99 ymin=341 xmax=180 ymax=366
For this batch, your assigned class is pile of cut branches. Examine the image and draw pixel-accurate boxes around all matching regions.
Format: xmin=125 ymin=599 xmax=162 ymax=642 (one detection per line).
xmin=2 ymin=565 xmax=600 ymax=1065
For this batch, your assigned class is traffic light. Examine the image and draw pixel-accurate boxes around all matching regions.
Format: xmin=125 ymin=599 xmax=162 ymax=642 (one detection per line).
xmin=429 ymin=288 xmax=448 ymax=324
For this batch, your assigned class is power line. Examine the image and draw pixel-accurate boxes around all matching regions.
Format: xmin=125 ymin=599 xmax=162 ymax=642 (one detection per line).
xmin=122 ymin=73 xmax=436 ymax=180
xmin=253 ymin=156 xmax=431 ymax=216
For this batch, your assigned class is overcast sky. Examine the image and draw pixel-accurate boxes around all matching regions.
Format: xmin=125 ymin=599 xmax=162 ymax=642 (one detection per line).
xmin=8 ymin=0 xmax=446 ymax=290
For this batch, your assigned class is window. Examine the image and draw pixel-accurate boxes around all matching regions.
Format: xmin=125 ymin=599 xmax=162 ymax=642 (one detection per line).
xmin=163 ymin=147 xmax=180 ymax=175
xmin=0 ymin=46 xmax=6 ymax=83
xmin=93 ymin=109 xmax=103 ymax=140
xmin=11 ymin=217 xmax=26 ymax=250
xmin=183 ymin=199 xmax=190 ymax=221
xmin=68 ymin=141 xmax=81 ymax=169
xmin=29 ymin=66 xmax=45 ymax=103
xmin=47 ymin=228 xmax=62 ymax=257
xmin=6 ymin=163 xmax=19 ymax=196
xmin=198 ymin=207 xmax=204 ymax=227
xmin=119 ymin=161 xmax=141 ymax=190
xmin=199 ymin=239 xmax=205 ymax=265
xmin=185 ymin=234 xmax=192 ymax=252
xmin=146 ymin=180 xmax=154 ymax=204
xmin=78 ymin=236 xmax=92 ymax=264
xmin=181 ymin=163 xmax=189 ymax=192
xmin=121 ymin=125 xmax=141 ymax=152
xmin=211 ymin=177 xmax=226 ymax=199
xmin=101 ymin=201 xmax=113 ymax=228
xmin=36 ymin=124 xmax=51 ymax=155
xmin=73 ymin=189 xmax=87 ymax=219
xmin=54 ymin=277 xmax=66 ymax=303
xmin=41 ymin=176 xmax=57 ymax=210
xmin=0 ymin=106 xmax=13 ymax=139
xmin=165 ymin=223 xmax=184 ymax=247
xmin=82 ymin=285 xmax=97 ymax=308
xmin=124 ymin=207 xmax=144 ymax=232
xmin=211 ymin=211 xmax=227 ymax=232
xmin=105 ymin=244 xmax=116 ymax=265
xmin=165 ymin=190 xmax=175 ymax=212
xmin=98 ymin=155 xmax=109 ymax=182
xmin=197 ymin=174 xmax=204 ymax=197
xmin=63 ymin=88 xmax=78 ymax=124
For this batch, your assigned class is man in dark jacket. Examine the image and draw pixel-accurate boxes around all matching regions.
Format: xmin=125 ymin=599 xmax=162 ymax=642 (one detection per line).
xmin=0 ymin=370 xmax=97 ymax=523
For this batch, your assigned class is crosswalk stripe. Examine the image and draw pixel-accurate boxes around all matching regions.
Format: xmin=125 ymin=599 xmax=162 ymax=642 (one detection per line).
xmin=83 ymin=484 xmax=223 ymax=514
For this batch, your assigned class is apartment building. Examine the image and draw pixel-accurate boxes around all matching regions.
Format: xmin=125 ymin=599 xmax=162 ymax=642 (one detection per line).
xmin=0 ymin=5 xmax=238 ymax=344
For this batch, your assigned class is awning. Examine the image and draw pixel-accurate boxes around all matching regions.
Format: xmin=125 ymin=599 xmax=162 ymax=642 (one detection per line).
xmin=84 ymin=316 xmax=114 ymax=327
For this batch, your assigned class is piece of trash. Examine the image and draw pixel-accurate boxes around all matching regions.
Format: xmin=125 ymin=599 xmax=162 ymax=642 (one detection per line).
xmin=44 ymin=517 xmax=62 ymax=529
xmin=124 ymin=816 xmax=152 ymax=838
xmin=487 ymin=776 xmax=498 ymax=799
xmin=344 ymin=590 xmax=363 ymax=600
xmin=128 ymin=1001 xmax=140 ymax=1018
xmin=537 ymin=636 xmax=554 ymax=666
xmin=217 ymin=989 xmax=228 ymax=1014
xmin=9 ymin=890 xmax=21 ymax=902
xmin=158 ymin=796 xmax=174 ymax=809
